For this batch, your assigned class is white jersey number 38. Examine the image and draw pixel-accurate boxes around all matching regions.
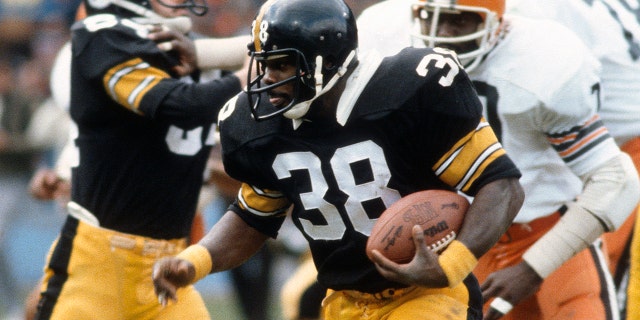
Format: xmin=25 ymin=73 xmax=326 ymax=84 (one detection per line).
xmin=273 ymin=140 xmax=401 ymax=240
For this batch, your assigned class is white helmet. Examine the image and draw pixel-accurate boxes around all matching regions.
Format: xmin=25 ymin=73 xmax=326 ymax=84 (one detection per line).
xmin=411 ymin=0 xmax=505 ymax=71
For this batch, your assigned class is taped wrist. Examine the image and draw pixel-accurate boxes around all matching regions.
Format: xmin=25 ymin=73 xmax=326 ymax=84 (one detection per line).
xmin=176 ymin=244 xmax=213 ymax=284
xmin=522 ymin=202 xmax=605 ymax=279
xmin=438 ymin=240 xmax=478 ymax=288
xmin=195 ymin=36 xmax=251 ymax=70
xmin=575 ymin=152 xmax=640 ymax=230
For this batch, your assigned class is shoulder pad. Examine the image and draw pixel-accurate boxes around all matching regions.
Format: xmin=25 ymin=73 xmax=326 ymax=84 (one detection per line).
xmin=71 ymin=15 xmax=180 ymax=79
xmin=72 ymin=15 xmax=144 ymax=53
xmin=349 ymin=47 xmax=462 ymax=121
xmin=218 ymin=92 xmax=286 ymax=154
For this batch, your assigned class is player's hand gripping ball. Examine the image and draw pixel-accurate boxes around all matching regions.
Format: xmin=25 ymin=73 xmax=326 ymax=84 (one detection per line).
xmin=366 ymin=190 xmax=469 ymax=263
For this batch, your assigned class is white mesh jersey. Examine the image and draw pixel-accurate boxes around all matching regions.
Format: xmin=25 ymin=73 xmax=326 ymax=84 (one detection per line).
xmin=358 ymin=5 xmax=621 ymax=223
xmin=508 ymin=0 xmax=640 ymax=146
xmin=357 ymin=0 xmax=416 ymax=57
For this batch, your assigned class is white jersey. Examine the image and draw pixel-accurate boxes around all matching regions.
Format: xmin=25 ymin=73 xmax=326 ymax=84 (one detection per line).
xmin=358 ymin=4 xmax=621 ymax=223
xmin=357 ymin=0 xmax=416 ymax=57
xmin=508 ymin=0 xmax=640 ymax=146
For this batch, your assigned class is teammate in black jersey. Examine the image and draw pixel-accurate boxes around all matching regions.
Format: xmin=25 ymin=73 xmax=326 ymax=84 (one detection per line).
xmin=33 ymin=1 xmax=248 ymax=319
xmin=153 ymin=0 xmax=524 ymax=319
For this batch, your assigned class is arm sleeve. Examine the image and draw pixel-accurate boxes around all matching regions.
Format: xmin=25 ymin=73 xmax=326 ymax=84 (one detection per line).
xmin=228 ymin=183 xmax=291 ymax=239
xmin=523 ymin=152 xmax=640 ymax=278
xmin=229 ymin=201 xmax=288 ymax=239
xmin=139 ymin=74 xmax=241 ymax=124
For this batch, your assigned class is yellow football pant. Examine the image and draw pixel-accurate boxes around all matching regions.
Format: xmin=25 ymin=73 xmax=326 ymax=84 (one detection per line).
xmin=35 ymin=216 xmax=210 ymax=320
xmin=322 ymin=280 xmax=481 ymax=319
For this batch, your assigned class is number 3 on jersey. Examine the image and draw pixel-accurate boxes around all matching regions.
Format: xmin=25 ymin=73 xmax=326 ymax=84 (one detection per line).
xmin=272 ymin=140 xmax=401 ymax=241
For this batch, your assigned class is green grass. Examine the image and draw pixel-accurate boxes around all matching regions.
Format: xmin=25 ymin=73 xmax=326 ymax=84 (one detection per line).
xmin=205 ymin=294 xmax=245 ymax=319
xmin=203 ymin=292 xmax=285 ymax=320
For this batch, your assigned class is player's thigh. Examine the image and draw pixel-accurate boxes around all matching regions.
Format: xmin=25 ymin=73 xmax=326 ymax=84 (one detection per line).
xmin=625 ymin=206 xmax=640 ymax=320
xmin=324 ymin=286 xmax=479 ymax=320
xmin=154 ymin=286 xmax=210 ymax=320
xmin=386 ymin=289 xmax=472 ymax=320
xmin=38 ymin=225 xmax=122 ymax=319
xmin=538 ymin=244 xmax=616 ymax=319
xmin=602 ymin=210 xmax=635 ymax=274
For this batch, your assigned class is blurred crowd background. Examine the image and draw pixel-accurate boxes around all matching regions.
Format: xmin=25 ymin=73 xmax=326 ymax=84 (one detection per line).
xmin=0 ymin=0 xmax=380 ymax=319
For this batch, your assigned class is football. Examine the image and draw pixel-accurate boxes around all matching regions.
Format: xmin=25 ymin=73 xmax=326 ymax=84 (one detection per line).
xmin=366 ymin=189 xmax=469 ymax=264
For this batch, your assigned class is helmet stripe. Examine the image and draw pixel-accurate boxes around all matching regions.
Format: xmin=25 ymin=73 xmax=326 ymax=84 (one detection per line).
xmin=253 ymin=0 xmax=279 ymax=52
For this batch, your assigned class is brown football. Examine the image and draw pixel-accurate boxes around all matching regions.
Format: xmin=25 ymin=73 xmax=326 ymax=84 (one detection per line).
xmin=366 ymin=190 xmax=469 ymax=264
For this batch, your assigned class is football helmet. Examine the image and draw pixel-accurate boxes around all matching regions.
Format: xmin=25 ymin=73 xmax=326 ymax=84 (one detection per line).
xmin=245 ymin=0 xmax=358 ymax=121
xmin=411 ymin=0 xmax=505 ymax=71
xmin=83 ymin=0 xmax=208 ymax=18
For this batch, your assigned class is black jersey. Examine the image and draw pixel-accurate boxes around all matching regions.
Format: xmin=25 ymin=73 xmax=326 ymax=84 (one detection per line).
xmin=218 ymin=47 xmax=521 ymax=293
xmin=69 ymin=14 xmax=241 ymax=239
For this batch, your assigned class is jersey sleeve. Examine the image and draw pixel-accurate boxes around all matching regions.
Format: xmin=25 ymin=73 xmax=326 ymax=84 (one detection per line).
xmin=541 ymin=112 xmax=619 ymax=177
xmin=526 ymin=40 xmax=619 ymax=176
xmin=354 ymin=47 xmax=521 ymax=196
xmin=141 ymin=76 xmax=241 ymax=124
xmin=73 ymin=16 xmax=241 ymax=127
xmin=407 ymin=49 xmax=521 ymax=196
xmin=229 ymin=183 xmax=291 ymax=238
xmin=429 ymin=119 xmax=519 ymax=195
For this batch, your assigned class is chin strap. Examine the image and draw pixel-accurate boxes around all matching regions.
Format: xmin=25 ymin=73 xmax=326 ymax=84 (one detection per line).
xmin=285 ymin=50 xmax=357 ymax=128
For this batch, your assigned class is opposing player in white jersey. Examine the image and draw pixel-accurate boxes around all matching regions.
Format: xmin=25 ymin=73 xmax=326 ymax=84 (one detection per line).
xmin=357 ymin=0 xmax=640 ymax=319
xmin=505 ymin=2 xmax=640 ymax=318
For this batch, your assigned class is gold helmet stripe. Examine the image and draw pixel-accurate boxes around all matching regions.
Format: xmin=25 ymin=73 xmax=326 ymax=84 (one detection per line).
xmin=252 ymin=0 xmax=279 ymax=52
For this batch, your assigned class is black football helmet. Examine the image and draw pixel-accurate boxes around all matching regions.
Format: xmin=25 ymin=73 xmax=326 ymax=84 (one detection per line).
xmin=246 ymin=0 xmax=358 ymax=121
xmin=83 ymin=0 xmax=208 ymax=18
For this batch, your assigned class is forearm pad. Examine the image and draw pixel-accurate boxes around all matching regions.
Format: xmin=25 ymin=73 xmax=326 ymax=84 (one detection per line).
xmin=523 ymin=153 xmax=639 ymax=279
xmin=575 ymin=152 xmax=640 ymax=230
xmin=522 ymin=202 xmax=604 ymax=278
xmin=195 ymin=36 xmax=251 ymax=71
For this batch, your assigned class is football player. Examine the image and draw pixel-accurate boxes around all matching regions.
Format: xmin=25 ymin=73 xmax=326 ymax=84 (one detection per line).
xmin=152 ymin=0 xmax=526 ymax=319
xmin=357 ymin=0 xmax=640 ymax=319
xmin=33 ymin=0 xmax=250 ymax=319
xmin=505 ymin=2 xmax=640 ymax=318
xmin=279 ymin=250 xmax=326 ymax=320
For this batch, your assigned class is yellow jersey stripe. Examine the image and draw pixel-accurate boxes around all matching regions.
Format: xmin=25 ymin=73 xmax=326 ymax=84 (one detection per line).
xmin=459 ymin=144 xmax=506 ymax=191
xmin=237 ymin=183 xmax=290 ymax=217
xmin=434 ymin=120 xmax=504 ymax=192
xmin=103 ymin=58 xmax=169 ymax=113
xmin=433 ymin=120 xmax=490 ymax=172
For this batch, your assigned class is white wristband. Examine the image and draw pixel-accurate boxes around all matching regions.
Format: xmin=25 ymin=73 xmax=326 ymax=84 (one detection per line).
xmin=489 ymin=297 xmax=513 ymax=314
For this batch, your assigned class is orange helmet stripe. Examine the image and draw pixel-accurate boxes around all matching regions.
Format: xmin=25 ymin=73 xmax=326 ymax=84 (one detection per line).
xmin=423 ymin=0 xmax=505 ymax=19
xmin=458 ymin=0 xmax=504 ymax=17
